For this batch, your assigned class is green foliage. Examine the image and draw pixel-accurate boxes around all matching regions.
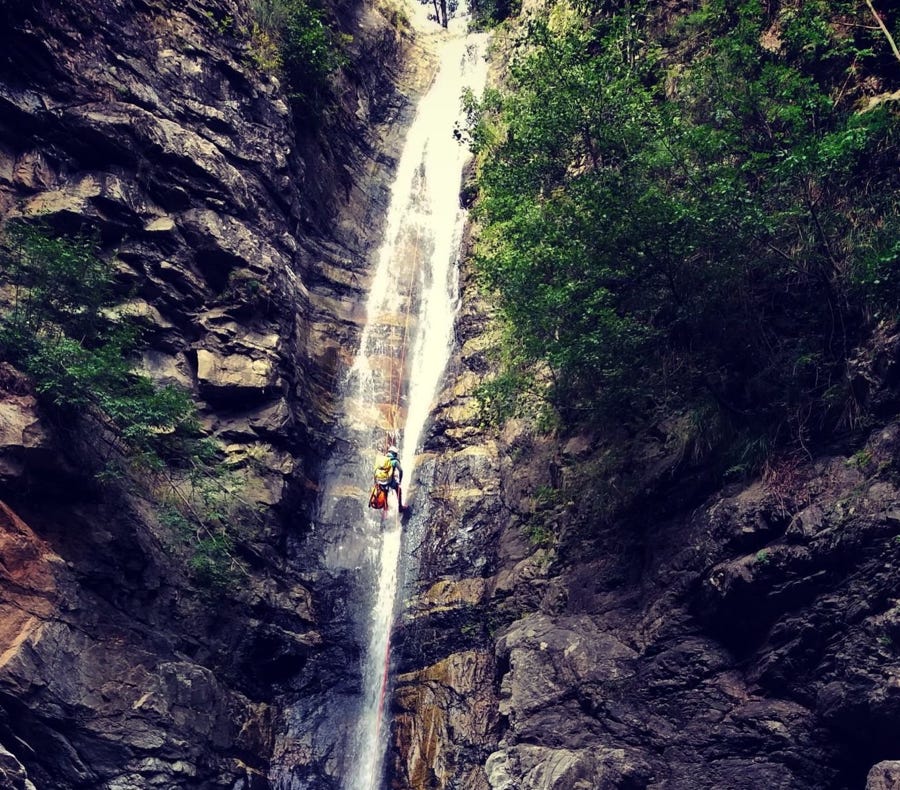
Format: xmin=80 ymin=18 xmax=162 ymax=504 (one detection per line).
xmin=846 ymin=449 xmax=873 ymax=469
xmin=525 ymin=520 xmax=554 ymax=547
xmin=190 ymin=532 xmax=237 ymax=587
xmin=226 ymin=269 xmax=275 ymax=316
xmin=467 ymin=0 xmax=520 ymax=29
xmin=159 ymin=487 xmax=245 ymax=591
xmin=249 ymin=22 xmax=283 ymax=72
xmin=204 ymin=9 xmax=235 ymax=35
xmin=523 ymin=482 xmax=563 ymax=547
xmin=723 ymin=431 xmax=774 ymax=479
xmin=0 ymin=225 xmax=197 ymax=460
xmin=153 ymin=450 xmax=262 ymax=589
xmin=755 ymin=548 xmax=771 ymax=565
xmin=248 ymin=0 xmax=347 ymax=118
xmin=0 ymin=224 xmax=255 ymax=588
xmin=466 ymin=0 xmax=900 ymax=464
xmin=473 ymin=339 xmax=550 ymax=425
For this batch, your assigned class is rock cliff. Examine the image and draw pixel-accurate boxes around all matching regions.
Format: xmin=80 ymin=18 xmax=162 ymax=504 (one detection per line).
xmin=390 ymin=268 xmax=900 ymax=789
xmin=4 ymin=0 xmax=900 ymax=789
xmin=0 ymin=0 xmax=427 ymax=786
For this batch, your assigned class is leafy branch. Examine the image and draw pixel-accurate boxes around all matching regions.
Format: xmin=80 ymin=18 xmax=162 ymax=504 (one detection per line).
xmin=465 ymin=0 xmax=900 ymax=467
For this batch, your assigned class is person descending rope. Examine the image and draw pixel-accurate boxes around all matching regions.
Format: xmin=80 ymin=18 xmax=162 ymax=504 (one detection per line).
xmin=368 ymin=445 xmax=406 ymax=513
xmin=367 ymin=227 xmax=417 ymax=517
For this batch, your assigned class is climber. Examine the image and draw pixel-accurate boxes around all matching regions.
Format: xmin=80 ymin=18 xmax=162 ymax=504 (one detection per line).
xmin=372 ymin=445 xmax=405 ymax=513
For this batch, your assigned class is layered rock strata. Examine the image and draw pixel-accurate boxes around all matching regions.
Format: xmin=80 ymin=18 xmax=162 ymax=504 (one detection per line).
xmin=0 ymin=0 xmax=424 ymax=786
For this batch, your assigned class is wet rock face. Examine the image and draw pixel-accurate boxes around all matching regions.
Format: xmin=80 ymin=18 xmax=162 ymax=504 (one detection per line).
xmin=0 ymin=496 xmax=276 ymax=789
xmin=0 ymin=0 xmax=415 ymax=786
xmin=388 ymin=262 xmax=507 ymax=790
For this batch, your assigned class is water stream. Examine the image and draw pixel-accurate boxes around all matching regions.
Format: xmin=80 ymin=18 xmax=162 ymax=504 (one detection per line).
xmin=309 ymin=7 xmax=488 ymax=789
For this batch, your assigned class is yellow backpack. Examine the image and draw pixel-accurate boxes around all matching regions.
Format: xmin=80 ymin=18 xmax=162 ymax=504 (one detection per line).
xmin=374 ymin=454 xmax=393 ymax=485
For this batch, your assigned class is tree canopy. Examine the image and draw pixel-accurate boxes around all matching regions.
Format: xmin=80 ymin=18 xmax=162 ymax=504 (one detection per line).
xmin=467 ymin=0 xmax=899 ymax=462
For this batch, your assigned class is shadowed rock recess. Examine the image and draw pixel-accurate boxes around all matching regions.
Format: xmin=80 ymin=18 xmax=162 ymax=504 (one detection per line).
xmin=0 ymin=0 xmax=428 ymax=786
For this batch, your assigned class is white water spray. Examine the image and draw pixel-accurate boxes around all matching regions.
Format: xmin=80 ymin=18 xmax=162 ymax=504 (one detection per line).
xmin=266 ymin=6 xmax=488 ymax=789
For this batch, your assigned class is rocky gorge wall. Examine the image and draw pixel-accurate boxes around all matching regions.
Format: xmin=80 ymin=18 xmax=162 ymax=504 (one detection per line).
xmin=391 ymin=254 xmax=900 ymax=790
xmin=382 ymin=3 xmax=900 ymax=787
xmin=0 ymin=0 xmax=430 ymax=786
xmin=4 ymin=0 xmax=900 ymax=789
xmin=389 ymin=235 xmax=900 ymax=788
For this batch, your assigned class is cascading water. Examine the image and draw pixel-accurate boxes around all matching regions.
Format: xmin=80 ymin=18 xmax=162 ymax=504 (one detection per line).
xmin=274 ymin=6 xmax=489 ymax=789
xmin=344 ymin=11 xmax=489 ymax=788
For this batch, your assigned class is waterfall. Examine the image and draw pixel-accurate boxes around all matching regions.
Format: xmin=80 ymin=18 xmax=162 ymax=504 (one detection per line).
xmin=338 ymin=9 xmax=488 ymax=790
xmin=269 ymin=4 xmax=487 ymax=787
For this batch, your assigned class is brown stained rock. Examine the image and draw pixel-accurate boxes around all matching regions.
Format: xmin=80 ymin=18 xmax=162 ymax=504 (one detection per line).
xmin=406 ymin=578 xmax=490 ymax=620
xmin=12 ymin=151 xmax=56 ymax=191
xmin=0 ymin=501 xmax=60 ymax=676
xmin=0 ymin=145 xmax=15 ymax=186
xmin=394 ymin=651 xmax=496 ymax=790
xmin=20 ymin=174 xmax=102 ymax=218
xmin=0 ymin=501 xmax=58 ymax=599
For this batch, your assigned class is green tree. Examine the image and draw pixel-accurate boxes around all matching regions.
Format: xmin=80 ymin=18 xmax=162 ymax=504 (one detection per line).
xmin=0 ymin=224 xmax=197 ymax=463
xmin=249 ymin=0 xmax=346 ymax=119
xmin=467 ymin=0 xmax=899 ymax=458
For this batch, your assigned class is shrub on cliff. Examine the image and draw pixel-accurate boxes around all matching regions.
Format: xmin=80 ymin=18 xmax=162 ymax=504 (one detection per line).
xmin=0 ymin=224 xmax=250 ymax=587
xmin=249 ymin=0 xmax=346 ymax=118
xmin=0 ymin=224 xmax=197 ymax=462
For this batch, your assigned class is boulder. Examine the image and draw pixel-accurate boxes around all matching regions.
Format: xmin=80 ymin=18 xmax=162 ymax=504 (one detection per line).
xmin=195 ymin=348 xmax=277 ymax=399
xmin=868 ymin=761 xmax=900 ymax=790
xmin=0 ymin=365 xmax=58 ymax=487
